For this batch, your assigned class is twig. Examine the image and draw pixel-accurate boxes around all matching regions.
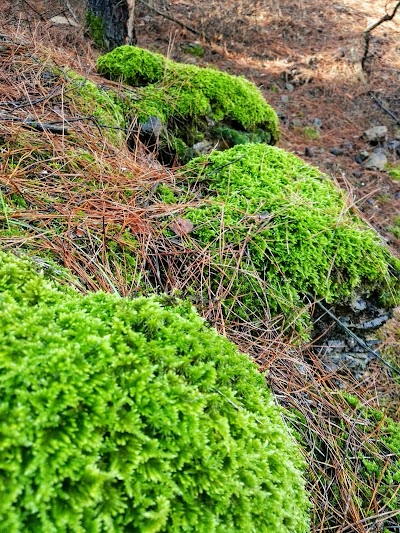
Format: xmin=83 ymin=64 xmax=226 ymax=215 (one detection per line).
xmin=369 ymin=92 xmax=400 ymax=124
xmin=137 ymin=0 xmax=201 ymax=37
xmin=20 ymin=0 xmax=46 ymax=21
xmin=362 ymin=2 xmax=400 ymax=71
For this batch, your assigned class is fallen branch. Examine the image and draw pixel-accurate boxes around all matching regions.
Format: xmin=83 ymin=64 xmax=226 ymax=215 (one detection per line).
xmin=362 ymin=2 xmax=400 ymax=71
xmin=369 ymin=91 xmax=400 ymax=124
xmin=137 ymin=0 xmax=201 ymax=37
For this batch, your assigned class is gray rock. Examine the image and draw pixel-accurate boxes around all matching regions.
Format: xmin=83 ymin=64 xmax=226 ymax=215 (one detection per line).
xmin=364 ymin=150 xmax=387 ymax=170
xmin=285 ymin=82 xmax=294 ymax=92
xmin=50 ymin=15 xmax=79 ymax=27
xmin=330 ymin=147 xmax=344 ymax=156
xmin=313 ymin=118 xmax=322 ymax=128
xmin=141 ymin=116 xmax=163 ymax=137
xmin=291 ymin=118 xmax=302 ymax=127
xmin=395 ymin=191 xmax=400 ymax=200
xmin=192 ymin=140 xmax=213 ymax=155
xmin=353 ymin=315 xmax=389 ymax=330
xmin=351 ymin=297 xmax=367 ymax=312
xmin=387 ymin=140 xmax=400 ymax=152
xmin=280 ymin=95 xmax=289 ymax=104
xmin=362 ymin=125 xmax=388 ymax=143
xmin=341 ymin=141 xmax=354 ymax=151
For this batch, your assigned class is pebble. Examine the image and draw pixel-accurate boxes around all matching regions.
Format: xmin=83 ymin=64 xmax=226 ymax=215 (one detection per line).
xmin=313 ymin=118 xmax=322 ymax=128
xmin=305 ymin=147 xmax=314 ymax=157
xmin=285 ymin=82 xmax=294 ymax=92
xmin=281 ymin=95 xmax=289 ymax=104
xmin=291 ymin=118 xmax=302 ymax=127
xmin=355 ymin=150 xmax=370 ymax=164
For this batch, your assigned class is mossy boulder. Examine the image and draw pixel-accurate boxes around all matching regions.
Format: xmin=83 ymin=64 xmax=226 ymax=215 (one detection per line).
xmin=0 ymin=251 xmax=309 ymax=532
xmin=175 ymin=144 xmax=400 ymax=335
xmin=97 ymin=46 xmax=279 ymax=162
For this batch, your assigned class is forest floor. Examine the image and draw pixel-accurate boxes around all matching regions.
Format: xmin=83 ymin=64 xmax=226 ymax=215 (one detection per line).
xmin=2 ymin=1 xmax=400 ymax=531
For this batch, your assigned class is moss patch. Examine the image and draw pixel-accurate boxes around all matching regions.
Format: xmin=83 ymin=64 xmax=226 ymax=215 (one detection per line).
xmin=0 ymin=250 xmax=310 ymax=532
xmin=86 ymin=10 xmax=106 ymax=49
xmin=178 ymin=144 xmax=400 ymax=334
xmin=66 ymin=71 xmax=127 ymax=145
xmin=97 ymin=46 xmax=279 ymax=159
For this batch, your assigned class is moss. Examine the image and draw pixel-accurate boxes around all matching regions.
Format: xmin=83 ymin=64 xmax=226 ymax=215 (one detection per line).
xmin=214 ymin=125 xmax=272 ymax=147
xmin=181 ymin=42 xmax=205 ymax=57
xmin=97 ymin=45 xmax=166 ymax=86
xmin=66 ymin=71 xmax=127 ymax=144
xmin=302 ymin=126 xmax=319 ymax=140
xmin=390 ymin=217 xmax=400 ymax=239
xmin=0 ymin=250 xmax=310 ymax=532
xmin=97 ymin=46 xmax=280 ymax=145
xmin=86 ymin=10 xmax=106 ymax=49
xmin=179 ymin=144 xmax=400 ymax=335
xmin=156 ymin=184 xmax=179 ymax=204
xmin=387 ymin=165 xmax=400 ymax=181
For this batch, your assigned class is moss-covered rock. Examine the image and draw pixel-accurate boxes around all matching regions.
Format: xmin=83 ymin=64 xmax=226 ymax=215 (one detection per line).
xmin=177 ymin=144 xmax=400 ymax=335
xmin=0 ymin=250 xmax=309 ymax=532
xmin=97 ymin=46 xmax=279 ymax=161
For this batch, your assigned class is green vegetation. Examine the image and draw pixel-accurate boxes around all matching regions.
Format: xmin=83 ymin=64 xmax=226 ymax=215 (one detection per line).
xmin=0 ymin=250 xmax=309 ymax=532
xmin=66 ymin=71 xmax=126 ymax=144
xmin=390 ymin=217 xmax=400 ymax=239
xmin=97 ymin=46 xmax=166 ymax=87
xmin=97 ymin=45 xmax=280 ymax=151
xmin=181 ymin=43 xmax=205 ymax=58
xmin=302 ymin=126 xmax=320 ymax=140
xmin=387 ymin=165 xmax=400 ymax=181
xmin=179 ymin=144 xmax=400 ymax=334
xmin=86 ymin=11 xmax=106 ymax=49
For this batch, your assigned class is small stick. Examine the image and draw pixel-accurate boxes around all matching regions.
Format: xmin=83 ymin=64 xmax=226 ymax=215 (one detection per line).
xmin=369 ymin=92 xmax=400 ymax=124
xmin=137 ymin=0 xmax=201 ymax=37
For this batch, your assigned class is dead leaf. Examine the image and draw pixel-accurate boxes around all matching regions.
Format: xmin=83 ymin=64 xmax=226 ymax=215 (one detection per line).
xmin=169 ymin=218 xmax=194 ymax=236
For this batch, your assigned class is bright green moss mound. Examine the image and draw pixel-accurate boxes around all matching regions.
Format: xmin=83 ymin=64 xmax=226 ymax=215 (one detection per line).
xmin=181 ymin=144 xmax=400 ymax=332
xmin=0 ymin=251 xmax=309 ymax=532
xmin=97 ymin=45 xmax=166 ymax=86
xmin=97 ymin=46 xmax=279 ymax=144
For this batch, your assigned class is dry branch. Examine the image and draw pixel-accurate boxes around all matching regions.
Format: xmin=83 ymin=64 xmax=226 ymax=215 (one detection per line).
xmin=137 ymin=0 xmax=201 ymax=36
xmin=362 ymin=2 xmax=400 ymax=71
